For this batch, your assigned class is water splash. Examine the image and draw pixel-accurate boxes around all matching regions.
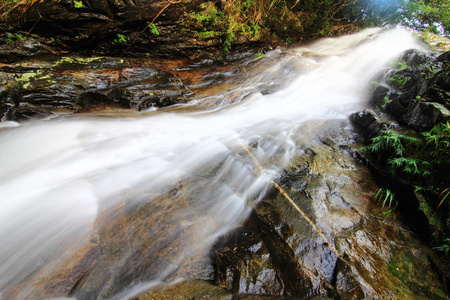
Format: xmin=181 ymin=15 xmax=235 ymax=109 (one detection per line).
xmin=0 ymin=28 xmax=421 ymax=299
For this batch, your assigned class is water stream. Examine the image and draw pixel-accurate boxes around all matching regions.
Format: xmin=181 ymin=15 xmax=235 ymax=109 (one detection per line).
xmin=0 ymin=28 xmax=421 ymax=299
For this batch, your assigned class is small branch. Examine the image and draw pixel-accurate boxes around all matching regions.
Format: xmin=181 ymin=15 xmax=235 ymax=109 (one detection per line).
xmin=120 ymin=0 xmax=182 ymax=57
xmin=241 ymin=142 xmax=341 ymax=258
xmin=27 ymin=11 xmax=43 ymax=35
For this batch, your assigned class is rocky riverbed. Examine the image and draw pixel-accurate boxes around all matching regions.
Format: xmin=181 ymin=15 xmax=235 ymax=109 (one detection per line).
xmin=0 ymin=29 xmax=449 ymax=299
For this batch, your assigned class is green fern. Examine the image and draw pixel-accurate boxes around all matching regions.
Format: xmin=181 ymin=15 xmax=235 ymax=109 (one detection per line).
xmin=375 ymin=188 xmax=397 ymax=209
xmin=74 ymin=0 xmax=83 ymax=9
xmin=148 ymin=23 xmax=160 ymax=36
xmin=387 ymin=74 xmax=411 ymax=90
xmin=434 ymin=237 xmax=450 ymax=256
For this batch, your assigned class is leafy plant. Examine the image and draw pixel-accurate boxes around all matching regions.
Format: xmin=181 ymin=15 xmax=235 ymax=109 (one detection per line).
xmin=436 ymin=189 xmax=450 ymax=213
xmin=148 ymin=23 xmax=160 ymax=36
xmin=186 ymin=0 xmax=305 ymax=54
xmin=381 ymin=96 xmax=392 ymax=110
xmin=391 ymin=61 xmax=410 ymax=71
xmin=362 ymin=123 xmax=450 ymax=252
xmin=434 ymin=237 xmax=450 ymax=256
xmin=361 ymin=128 xmax=439 ymax=177
xmin=375 ymin=188 xmax=397 ymax=215
xmin=73 ymin=0 xmax=83 ymax=8
xmin=387 ymin=74 xmax=411 ymax=90
xmin=6 ymin=32 xmax=25 ymax=44
xmin=113 ymin=33 xmax=127 ymax=45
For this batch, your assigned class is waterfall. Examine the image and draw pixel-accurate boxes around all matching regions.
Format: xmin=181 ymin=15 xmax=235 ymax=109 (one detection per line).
xmin=0 ymin=28 xmax=421 ymax=299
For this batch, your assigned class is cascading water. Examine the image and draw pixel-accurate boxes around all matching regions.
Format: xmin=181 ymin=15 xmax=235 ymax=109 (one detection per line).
xmin=0 ymin=28 xmax=421 ymax=299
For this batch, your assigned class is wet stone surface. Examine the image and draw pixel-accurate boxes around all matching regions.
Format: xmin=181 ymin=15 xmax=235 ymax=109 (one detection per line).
xmin=0 ymin=50 xmax=299 ymax=122
xmin=210 ymin=120 xmax=449 ymax=299
xmin=1 ymin=44 xmax=449 ymax=299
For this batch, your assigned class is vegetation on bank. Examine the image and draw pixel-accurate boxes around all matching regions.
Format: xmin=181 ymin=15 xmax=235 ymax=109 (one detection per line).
xmin=361 ymin=54 xmax=450 ymax=258
xmin=0 ymin=0 xmax=449 ymax=53
xmin=184 ymin=0 xmax=450 ymax=52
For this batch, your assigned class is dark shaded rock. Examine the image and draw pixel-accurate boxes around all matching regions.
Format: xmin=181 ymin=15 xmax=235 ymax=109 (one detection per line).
xmin=424 ymin=68 xmax=450 ymax=106
xmin=436 ymin=50 xmax=450 ymax=63
xmin=383 ymin=91 xmax=410 ymax=120
xmin=408 ymin=102 xmax=450 ymax=128
xmin=213 ymin=213 xmax=311 ymax=296
xmin=77 ymin=91 xmax=114 ymax=106
xmin=0 ymin=0 xmax=239 ymax=61
xmin=0 ymin=33 xmax=67 ymax=62
xmin=2 ymin=107 xmax=52 ymax=122
xmin=370 ymin=85 xmax=389 ymax=107
xmin=362 ymin=48 xmax=450 ymax=132
xmin=400 ymin=49 xmax=434 ymax=68
xmin=349 ymin=109 xmax=385 ymax=140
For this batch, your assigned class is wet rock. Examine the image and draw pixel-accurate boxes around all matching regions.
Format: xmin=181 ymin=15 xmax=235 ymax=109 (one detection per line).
xmin=212 ymin=215 xmax=309 ymax=296
xmin=400 ymin=49 xmax=434 ymax=68
xmin=370 ymin=85 xmax=389 ymax=108
xmin=69 ymin=190 xmax=219 ymax=299
xmin=0 ymin=56 xmax=217 ymax=119
xmin=0 ymin=33 xmax=66 ymax=62
xmin=3 ymin=238 xmax=100 ymax=299
xmin=335 ymin=218 xmax=448 ymax=299
xmin=416 ymin=33 xmax=450 ymax=52
xmin=136 ymin=280 xmax=233 ymax=300
xmin=2 ymin=107 xmax=52 ymax=122
xmin=212 ymin=122 xmax=448 ymax=298
xmin=0 ymin=50 xmax=299 ymax=121
xmin=349 ymin=109 xmax=385 ymax=140
xmin=408 ymin=102 xmax=450 ymax=128
xmin=436 ymin=50 xmax=450 ymax=63
xmin=358 ymin=48 xmax=450 ymax=133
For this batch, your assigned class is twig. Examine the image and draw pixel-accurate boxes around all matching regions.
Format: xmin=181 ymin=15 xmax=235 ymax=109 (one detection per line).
xmin=26 ymin=11 xmax=42 ymax=35
xmin=120 ymin=0 xmax=182 ymax=57
xmin=241 ymin=142 xmax=341 ymax=258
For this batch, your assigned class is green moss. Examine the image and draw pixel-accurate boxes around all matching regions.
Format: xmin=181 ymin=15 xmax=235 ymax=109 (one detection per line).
xmin=54 ymin=56 xmax=116 ymax=68
xmin=18 ymin=72 xmax=37 ymax=82
xmin=387 ymin=249 xmax=413 ymax=282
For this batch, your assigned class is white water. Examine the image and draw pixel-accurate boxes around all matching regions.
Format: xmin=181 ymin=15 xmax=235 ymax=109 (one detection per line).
xmin=0 ymin=28 xmax=420 ymax=299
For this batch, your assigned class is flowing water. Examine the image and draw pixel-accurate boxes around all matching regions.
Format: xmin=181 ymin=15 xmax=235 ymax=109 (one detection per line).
xmin=0 ymin=28 xmax=421 ymax=299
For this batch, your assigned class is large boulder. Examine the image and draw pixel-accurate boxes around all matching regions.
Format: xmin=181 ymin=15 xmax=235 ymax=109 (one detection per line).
xmin=364 ymin=49 xmax=450 ymax=129
xmin=211 ymin=120 xmax=449 ymax=298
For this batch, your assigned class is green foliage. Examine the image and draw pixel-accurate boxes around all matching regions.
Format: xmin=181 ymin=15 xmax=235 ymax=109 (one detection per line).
xmin=6 ymin=32 xmax=25 ymax=44
xmin=386 ymin=74 xmax=411 ymax=90
xmin=188 ymin=1 xmax=267 ymax=54
xmin=355 ymin=0 xmax=450 ymax=35
xmin=148 ymin=23 xmax=160 ymax=36
xmin=375 ymin=188 xmax=397 ymax=215
xmin=381 ymin=96 xmax=392 ymax=110
xmin=362 ymin=124 xmax=450 ymax=252
xmin=391 ymin=61 xmax=410 ymax=71
xmin=73 ymin=0 xmax=83 ymax=8
xmin=422 ymin=122 xmax=450 ymax=164
xmin=434 ymin=237 xmax=450 ymax=256
xmin=113 ymin=33 xmax=127 ymax=45
xmin=361 ymin=125 xmax=450 ymax=179
xmin=186 ymin=0 xmax=309 ymax=54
